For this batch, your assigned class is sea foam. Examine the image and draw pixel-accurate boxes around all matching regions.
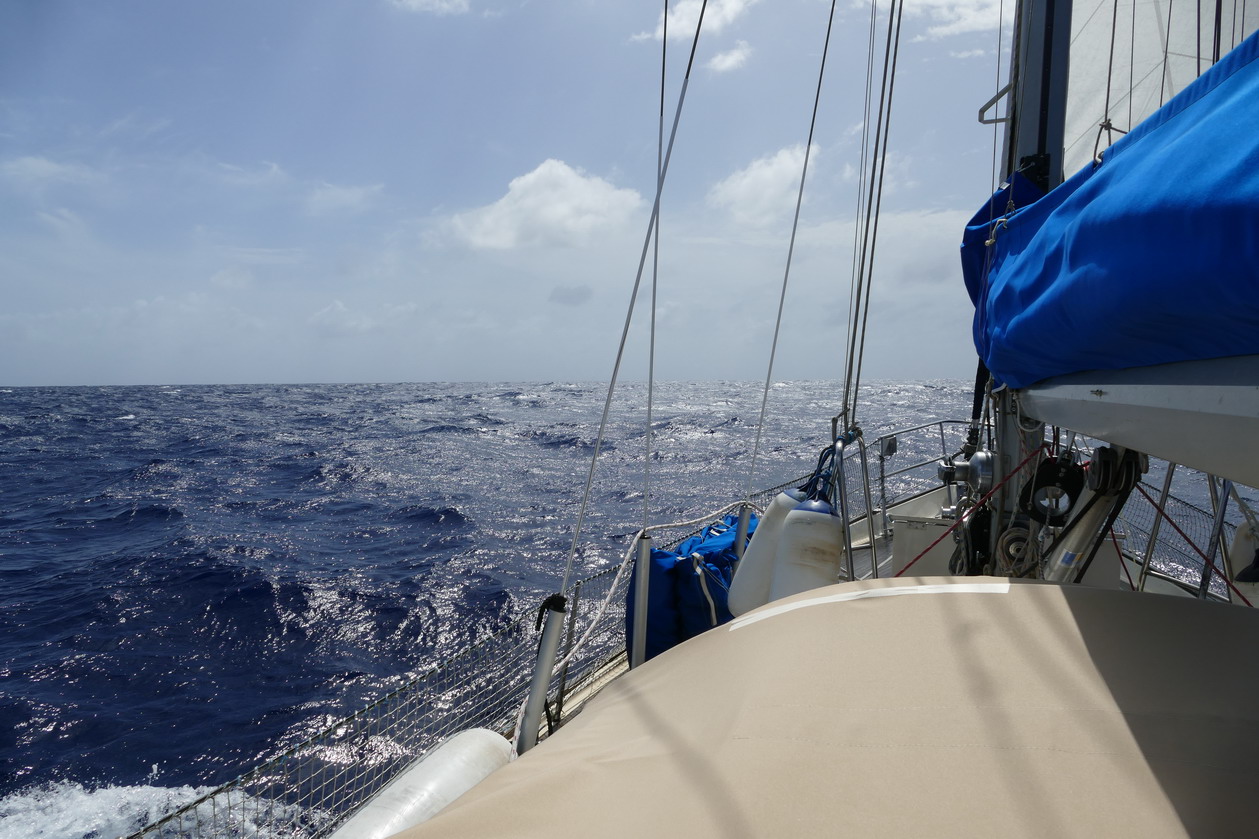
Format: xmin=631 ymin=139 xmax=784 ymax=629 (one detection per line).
xmin=0 ymin=781 xmax=209 ymax=839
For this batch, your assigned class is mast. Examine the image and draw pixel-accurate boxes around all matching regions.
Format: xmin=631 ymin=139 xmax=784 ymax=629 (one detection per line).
xmin=1002 ymin=8 xmax=1259 ymax=485
xmin=1003 ymin=0 xmax=1073 ymax=191
xmin=987 ymin=0 xmax=1073 ymax=548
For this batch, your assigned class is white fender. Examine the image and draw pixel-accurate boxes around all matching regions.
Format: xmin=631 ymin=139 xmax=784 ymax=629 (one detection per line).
xmin=768 ymin=499 xmax=846 ymax=603
xmin=728 ymin=489 xmax=805 ymax=616
xmin=329 ymin=728 xmax=513 ymax=839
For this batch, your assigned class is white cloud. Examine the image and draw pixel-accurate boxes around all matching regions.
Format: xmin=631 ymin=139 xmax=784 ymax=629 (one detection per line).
xmin=99 ymin=113 xmax=173 ymax=140
xmin=637 ymin=0 xmax=759 ymax=41
xmin=707 ymin=144 xmax=816 ymax=228
xmin=949 ymin=48 xmax=987 ymax=58
xmin=451 ymin=159 xmax=642 ymax=249
xmin=707 ymin=40 xmax=751 ymax=72
xmin=2 ymin=156 xmax=102 ymax=188
xmin=391 ymin=0 xmax=469 ymax=14
xmin=210 ymin=266 xmax=254 ymax=290
xmin=35 ymin=208 xmax=90 ymax=238
xmin=305 ymin=182 xmax=383 ymax=216
xmin=839 ymin=151 xmax=917 ymax=194
xmin=216 ymin=246 xmax=306 ymax=265
xmin=904 ymin=0 xmax=1004 ymax=39
xmin=215 ymin=161 xmax=287 ymax=188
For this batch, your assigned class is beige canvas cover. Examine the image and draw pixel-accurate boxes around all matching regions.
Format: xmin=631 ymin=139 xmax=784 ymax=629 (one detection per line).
xmin=395 ymin=576 xmax=1259 ymax=837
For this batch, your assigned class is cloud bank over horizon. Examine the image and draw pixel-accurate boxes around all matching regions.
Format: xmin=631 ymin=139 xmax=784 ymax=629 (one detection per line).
xmin=1 ymin=0 xmax=1003 ymax=386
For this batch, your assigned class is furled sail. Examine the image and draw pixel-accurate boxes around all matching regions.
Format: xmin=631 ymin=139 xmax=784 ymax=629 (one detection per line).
xmin=966 ymin=29 xmax=1259 ymax=391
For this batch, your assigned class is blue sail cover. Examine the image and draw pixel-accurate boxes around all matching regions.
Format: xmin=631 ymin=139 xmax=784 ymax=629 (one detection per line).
xmin=966 ymin=31 xmax=1259 ymax=389
xmin=624 ymin=513 xmax=758 ymax=662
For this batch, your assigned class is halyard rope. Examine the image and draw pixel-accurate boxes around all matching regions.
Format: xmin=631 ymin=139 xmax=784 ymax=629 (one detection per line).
xmin=894 ymin=445 xmax=1048 ymax=577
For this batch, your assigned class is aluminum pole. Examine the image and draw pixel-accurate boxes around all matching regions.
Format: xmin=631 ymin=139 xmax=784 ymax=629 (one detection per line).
xmin=834 ymin=443 xmax=857 ymax=581
xmin=1137 ymin=464 xmax=1176 ymax=592
xmin=1197 ymin=478 xmax=1232 ymax=600
xmin=858 ymin=440 xmax=879 ymax=577
xmin=733 ymin=504 xmax=752 ymax=564
xmin=518 ymin=594 xmax=566 ymax=754
xmin=630 ymin=534 xmax=652 ymax=669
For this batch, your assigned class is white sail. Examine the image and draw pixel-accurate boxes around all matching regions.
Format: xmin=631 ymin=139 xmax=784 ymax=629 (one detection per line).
xmin=1064 ymin=0 xmax=1259 ymax=175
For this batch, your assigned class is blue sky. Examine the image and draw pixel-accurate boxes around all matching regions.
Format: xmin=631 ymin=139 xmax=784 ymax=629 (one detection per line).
xmin=2 ymin=0 xmax=1007 ymax=385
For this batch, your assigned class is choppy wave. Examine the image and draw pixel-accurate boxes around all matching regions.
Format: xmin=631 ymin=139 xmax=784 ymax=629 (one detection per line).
xmin=0 ymin=781 xmax=211 ymax=839
xmin=0 ymin=380 xmax=972 ymax=838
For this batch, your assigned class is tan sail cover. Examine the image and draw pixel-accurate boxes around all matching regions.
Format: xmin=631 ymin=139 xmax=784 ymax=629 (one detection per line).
xmin=396 ymin=576 xmax=1259 ymax=837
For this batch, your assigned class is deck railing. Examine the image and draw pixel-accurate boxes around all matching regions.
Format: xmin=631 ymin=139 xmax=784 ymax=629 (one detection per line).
xmin=124 ymin=419 xmax=1247 ymax=838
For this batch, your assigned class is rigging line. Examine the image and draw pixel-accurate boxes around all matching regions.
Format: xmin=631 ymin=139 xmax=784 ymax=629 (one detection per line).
xmin=1129 ymin=0 xmax=1135 ymax=130
xmin=744 ymin=0 xmax=840 ymax=500
xmin=843 ymin=0 xmax=883 ymax=423
xmin=1093 ymin=0 xmax=1122 ymax=161
xmin=895 ymin=444 xmax=1049 ymax=577
xmin=1214 ymin=0 xmax=1224 ymax=61
xmin=977 ymin=0 xmax=1007 ymax=360
xmin=844 ymin=0 xmax=901 ymax=424
xmin=1005 ymin=0 xmax=1035 ymax=177
xmin=562 ymin=0 xmax=710 ymax=592
xmin=979 ymin=0 xmax=1008 ymax=335
xmin=1133 ymin=483 xmax=1254 ymax=606
xmin=1161 ymin=0 xmax=1175 ymax=105
xmin=645 ymin=0 xmax=668 ymax=532
xmin=847 ymin=0 xmax=882 ymax=395
xmin=1197 ymin=0 xmax=1203 ymax=74
xmin=849 ymin=0 xmax=906 ymax=427
xmin=990 ymin=0 xmax=1007 ymax=199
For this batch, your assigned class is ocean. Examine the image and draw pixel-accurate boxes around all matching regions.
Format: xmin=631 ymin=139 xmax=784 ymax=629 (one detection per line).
xmin=0 ymin=380 xmax=972 ymax=837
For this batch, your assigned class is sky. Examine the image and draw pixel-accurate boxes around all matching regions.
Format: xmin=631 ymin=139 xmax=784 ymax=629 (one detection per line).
xmin=1 ymin=0 xmax=1010 ymax=386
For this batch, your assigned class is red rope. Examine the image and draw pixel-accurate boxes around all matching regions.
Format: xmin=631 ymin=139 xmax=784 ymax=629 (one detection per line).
xmin=1133 ymin=483 xmax=1253 ymax=607
xmin=894 ymin=444 xmax=1048 ymax=577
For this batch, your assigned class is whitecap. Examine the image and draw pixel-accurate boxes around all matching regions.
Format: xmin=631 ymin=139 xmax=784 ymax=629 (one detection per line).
xmin=0 ymin=781 xmax=209 ymax=839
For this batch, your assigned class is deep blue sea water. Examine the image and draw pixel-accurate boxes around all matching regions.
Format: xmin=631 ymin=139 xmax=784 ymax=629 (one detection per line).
xmin=0 ymin=380 xmax=970 ymax=837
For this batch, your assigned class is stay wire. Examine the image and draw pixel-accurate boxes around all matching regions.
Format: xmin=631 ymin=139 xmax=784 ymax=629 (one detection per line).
xmin=990 ymin=0 xmax=1007 ymax=199
xmin=844 ymin=0 xmax=898 ymax=424
xmin=847 ymin=0 xmax=882 ymax=378
xmin=562 ymin=0 xmax=709 ymax=592
xmin=1161 ymin=0 xmax=1175 ymax=106
xmin=1092 ymin=0 xmax=1121 ymax=162
xmin=743 ymin=0 xmax=840 ymax=500
xmin=1129 ymin=0 xmax=1135 ymax=130
xmin=980 ymin=0 xmax=1008 ymax=287
xmin=845 ymin=0 xmax=906 ymax=427
xmin=645 ymin=1 xmax=667 ymax=532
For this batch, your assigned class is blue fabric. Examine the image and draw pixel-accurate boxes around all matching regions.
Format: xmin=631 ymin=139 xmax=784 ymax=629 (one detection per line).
xmin=960 ymin=172 xmax=1044 ymax=306
xmin=968 ymin=30 xmax=1259 ymax=389
xmin=624 ymin=512 xmax=758 ymax=662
